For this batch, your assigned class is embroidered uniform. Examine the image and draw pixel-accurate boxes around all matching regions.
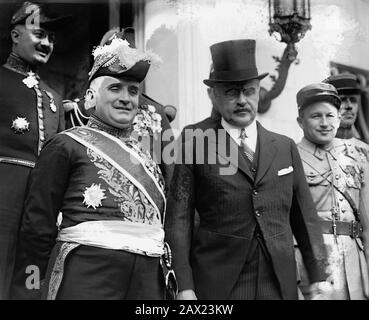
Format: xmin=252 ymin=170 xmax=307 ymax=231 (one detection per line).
xmin=0 ymin=53 xmax=64 ymax=299
xmin=297 ymin=137 xmax=369 ymax=299
xmin=15 ymin=116 xmax=166 ymax=299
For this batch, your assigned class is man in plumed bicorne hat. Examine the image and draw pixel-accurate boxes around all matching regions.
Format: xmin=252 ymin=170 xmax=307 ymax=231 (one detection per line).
xmin=165 ymin=39 xmax=330 ymax=300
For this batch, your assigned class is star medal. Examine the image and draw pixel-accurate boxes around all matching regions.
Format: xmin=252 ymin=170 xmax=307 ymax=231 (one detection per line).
xmin=82 ymin=183 xmax=107 ymax=209
xmin=22 ymin=71 xmax=38 ymax=89
xmin=44 ymin=90 xmax=57 ymax=113
xmin=11 ymin=116 xmax=30 ymax=134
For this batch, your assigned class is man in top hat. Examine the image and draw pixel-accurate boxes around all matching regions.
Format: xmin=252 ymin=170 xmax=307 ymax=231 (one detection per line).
xmin=0 ymin=1 xmax=66 ymax=300
xmin=13 ymin=35 xmax=169 ymax=299
xmin=323 ymin=74 xmax=369 ymax=163
xmin=296 ymin=82 xmax=369 ymax=299
xmin=165 ymin=39 xmax=329 ymax=300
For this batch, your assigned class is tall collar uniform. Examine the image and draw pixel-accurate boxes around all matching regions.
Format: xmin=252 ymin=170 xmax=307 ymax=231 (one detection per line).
xmin=0 ymin=52 xmax=64 ymax=300
xmin=4 ymin=53 xmax=37 ymax=76
xmin=87 ymin=115 xmax=132 ymax=139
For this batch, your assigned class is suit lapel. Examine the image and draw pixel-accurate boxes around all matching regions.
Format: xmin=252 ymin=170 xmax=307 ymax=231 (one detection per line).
xmin=255 ymin=122 xmax=277 ymax=185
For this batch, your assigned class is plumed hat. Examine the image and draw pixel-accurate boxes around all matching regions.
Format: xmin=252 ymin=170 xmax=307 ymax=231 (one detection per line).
xmin=88 ymin=30 xmax=161 ymax=83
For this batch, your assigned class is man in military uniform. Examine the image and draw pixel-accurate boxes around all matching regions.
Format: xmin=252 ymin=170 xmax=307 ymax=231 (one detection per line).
xmin=14 ymin=33 xmax=170 ymax=300
xmin=296 ymin=82 xmax=369 ymax=299
xmin=0 ymin=2 xmax=66 ymax=299
xmin=323 ymin=74 xmax=369 ymax=164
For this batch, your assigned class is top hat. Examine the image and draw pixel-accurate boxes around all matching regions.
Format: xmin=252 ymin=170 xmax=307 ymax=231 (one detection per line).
xmin=322 ymin=73 xmax=361 ymax=95
xmin=203 ymin=39 xmax=268 ymax=87
xmin=88 ymin=30 xmax=161 ymax=83
xmin=10 ymin=1 xmax=71 ymax=31
xmin=296 ymin=83 xmax=341 ymax=111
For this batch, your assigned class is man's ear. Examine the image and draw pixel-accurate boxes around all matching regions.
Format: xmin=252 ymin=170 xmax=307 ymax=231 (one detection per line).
xmin=10 ymin=28 xmax=20 ymax=44
xmin=84 ymin=88 xmax=97 ymax=110
xmin=296 ymin=116 xmax=304 ymax=130
xmin=207 ymin=87 xmax=215 ymax=101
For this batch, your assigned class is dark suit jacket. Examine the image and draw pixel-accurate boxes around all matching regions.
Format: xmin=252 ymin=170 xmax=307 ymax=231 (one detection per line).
xmin=165 ymin=117 xmax=328 ymax=300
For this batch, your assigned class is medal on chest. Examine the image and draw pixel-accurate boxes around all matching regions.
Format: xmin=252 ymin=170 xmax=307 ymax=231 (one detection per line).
xmin=44 ymin=90 xmax=57 ymax=113
xmin=11 ymin=116 xmax=30 ymax=134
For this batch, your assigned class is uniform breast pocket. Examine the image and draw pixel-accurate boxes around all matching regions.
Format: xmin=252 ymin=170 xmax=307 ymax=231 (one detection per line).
xmin=305 ymin=172 xmax=329 ymax=187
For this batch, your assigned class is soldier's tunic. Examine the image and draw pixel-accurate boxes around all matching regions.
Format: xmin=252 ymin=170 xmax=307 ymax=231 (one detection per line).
xmin=0 ymin=53 xmax=64 ymax=299
xmin=297 ymin=137 xmax=369 ymax=299
xmin=15 ymin=116 xmax=166 ymax=299
xmin=349 ymin=137 xmax=369 ymax=164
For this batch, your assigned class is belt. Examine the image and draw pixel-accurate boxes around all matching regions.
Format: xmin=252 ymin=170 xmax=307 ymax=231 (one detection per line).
xmin=320 ymin=220 xmax=363 ymax=238
xmin=0 ymin=156 xmax=35 ymax=168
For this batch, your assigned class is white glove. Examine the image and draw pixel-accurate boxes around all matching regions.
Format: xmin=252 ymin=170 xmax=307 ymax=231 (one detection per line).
xmin=310 ymin=280 xmax=333 ymax=300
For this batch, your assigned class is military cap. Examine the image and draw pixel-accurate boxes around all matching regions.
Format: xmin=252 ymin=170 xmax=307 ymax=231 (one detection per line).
xmin=10 ymin=1 xmax=69 ymax=31
xmin=322 ymin=73 xmax=361 ymax=95
xmin=88 ymin=31 xmax=161 ymax=83
xmin=296 ymin=83 xmax=341 ymax=111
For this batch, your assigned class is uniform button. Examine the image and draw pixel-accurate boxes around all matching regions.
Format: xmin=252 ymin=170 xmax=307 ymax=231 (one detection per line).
xmin=40 ymin=126 xmax=45 ymax=131
xmin=339 ymin=198 xmax=343 ymax=201
xmin=253 ymin=189 xmax=258 ymax=195
xmin=255 ymin=210 xmax=261 ymax=217
xmin=251 ymin=167 xmax=256 ymax=173
xmin=40 ymin=136 xmax=45 ymax=142
xmin=39 ymin=114 xmax=44 ymax=119
xmin=342 ymin=209 xmax=346 ymax=213
xmin=335 ymin=175 xmax=340 ymax=179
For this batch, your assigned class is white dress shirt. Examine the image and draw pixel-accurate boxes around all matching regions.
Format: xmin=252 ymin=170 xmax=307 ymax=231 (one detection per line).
xmin=221 ymin=118 xmax=257 ymax=153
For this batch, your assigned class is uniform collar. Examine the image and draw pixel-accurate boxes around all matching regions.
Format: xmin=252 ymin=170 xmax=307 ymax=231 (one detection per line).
xmin=3 ymin=53 xmax=38 ymax=77
xmin=87 ymin=115 xmax=132 ymax=139
xmin=299 ymin=137 xmax=338 ymax=160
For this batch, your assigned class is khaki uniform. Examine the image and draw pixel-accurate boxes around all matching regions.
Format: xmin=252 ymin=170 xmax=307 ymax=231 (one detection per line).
xmin=297 ymin=137 xmax=369 ymax=299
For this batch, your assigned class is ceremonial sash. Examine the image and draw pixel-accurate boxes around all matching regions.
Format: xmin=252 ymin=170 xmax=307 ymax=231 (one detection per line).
xmin=62 ymin=126 xmax=166 ymax=222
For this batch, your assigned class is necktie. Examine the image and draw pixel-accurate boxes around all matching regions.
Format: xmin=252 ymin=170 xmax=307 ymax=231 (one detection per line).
xmin=239 ymin=128 xmax=254 ymax=163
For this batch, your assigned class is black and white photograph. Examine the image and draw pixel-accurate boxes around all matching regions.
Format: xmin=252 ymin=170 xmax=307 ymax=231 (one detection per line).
xmin=0 ymin=0 xmax=369 ymax=309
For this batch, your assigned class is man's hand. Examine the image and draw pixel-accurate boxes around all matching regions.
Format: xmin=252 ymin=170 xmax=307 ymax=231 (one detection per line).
xmin=309 ymin=280 xmax=333 ymax=300
xmin=176 ymin=289 xmax=197 ymax=300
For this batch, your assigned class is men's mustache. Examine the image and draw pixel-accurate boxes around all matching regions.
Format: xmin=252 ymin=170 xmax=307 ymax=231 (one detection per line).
xmin=36 ymin=45 xmax=51 ymax=55
xmin=235 ymin=106 xmax=252 ymax=113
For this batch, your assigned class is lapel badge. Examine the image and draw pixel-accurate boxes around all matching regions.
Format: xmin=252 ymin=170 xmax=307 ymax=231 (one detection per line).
xmin=11 ymin=116 xmax=30 ymax=134
xmin=44 ymin=90 xmax=57 ymax=113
